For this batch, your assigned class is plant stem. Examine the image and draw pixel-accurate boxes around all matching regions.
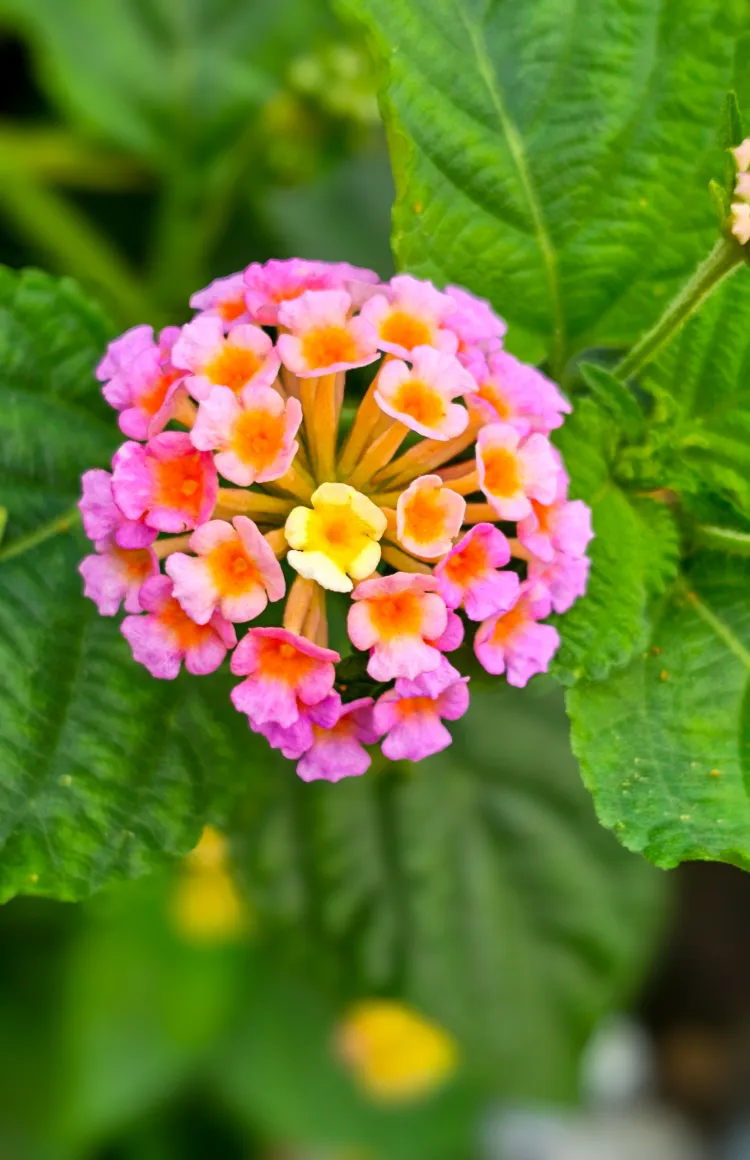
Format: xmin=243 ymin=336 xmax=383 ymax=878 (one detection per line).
xmin=0 ymin=506 xmax=81 ymax=564
xmin=0 ymin=173 xmax=151 ymax=326
xmin=694 ymin=525 xmax=750 ymax=556
xmin=614 ymin=236 xmax=744 ymax=382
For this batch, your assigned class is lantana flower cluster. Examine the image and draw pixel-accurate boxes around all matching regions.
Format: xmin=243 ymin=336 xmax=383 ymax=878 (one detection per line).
xmin=80 ymin=259 xmax=592 ymax=782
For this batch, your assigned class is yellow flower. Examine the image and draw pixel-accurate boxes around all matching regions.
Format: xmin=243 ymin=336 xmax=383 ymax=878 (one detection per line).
xmin=285 ymin=482 xmax=387 ymax=593
xmin=336 ymin=999 xmax=458 ymax=1104
xmin=170 ymin=825 xmax=247 ymax=944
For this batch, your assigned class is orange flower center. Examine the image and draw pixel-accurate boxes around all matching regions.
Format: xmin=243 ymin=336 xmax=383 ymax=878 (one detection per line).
xmin=113 ymin=546 xmax=154 ymax=580
xmin=139 ymin=368 xmax=182 ymax=417
xmin=154 ymin=452 xmax=206 ymax=521
xmin=490 ymin=601 xmax=528 ymax=645
xmin=391 ymin=381 xmax=445 ymax=428
xmin=321 ymin=517 xmax=354 ymax=548
xmin=301 ymin=326 xmax=358 ymax=369
xmin=158 ymin=597 xmax=212 ymax=649
xmin=442 ymin=534 xmax=488 ymax=587
xmin=476 ymin=381 xmax=510 ymax=420
xmin=206 ymin=346 xmax=262 ymax=393
xmin=394 ymin=695 xmax=434 ymax=719
xmin=232 ymin=408 xmax=286 ymax=469
xmin=207 ymin=539 xmax=261 ymax=596
xmin=368 ymin=591 xmax=423 ymax=640
xmin=530 ymin=499 xmax=551 ymax=533
xmin=402 ymin=489 xmax=445 ymax=545
xmin=219 ymin=297 xmax=246 ymax=322
xmin=258 ymin=638 xmax=317 ymax=684
xmin=380 ymin=311 xmax=432 ymax=351
xmin=311 ymin=715 xmax=353 ymax=742
xmin=482 ymin=447 xmax=520 ymax=497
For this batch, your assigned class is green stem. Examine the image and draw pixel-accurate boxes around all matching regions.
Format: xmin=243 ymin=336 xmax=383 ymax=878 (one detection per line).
xmin=693 ymin=524 xmax=750 ymax=556
xmin=0 ymin=507 xmax=81 ymax=564
xmin=0 ymin=172 xmax=152 ymax=326
xmin=614 ymin=236 xmax=744 ymax=382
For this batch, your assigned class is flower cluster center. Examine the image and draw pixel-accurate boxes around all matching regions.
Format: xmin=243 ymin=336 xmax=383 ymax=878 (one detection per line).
xmin=81 ymin=258 xmax=592 ymax=781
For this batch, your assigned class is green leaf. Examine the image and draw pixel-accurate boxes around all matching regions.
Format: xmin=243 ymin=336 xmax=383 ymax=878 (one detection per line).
xmin=720 ymin=90 xmax=744 ymax=198
xmin=0 ymin=265 xmax=113 ymax=539
xmin=550 ymin=399 xmax=679 ymax=684
xmin=0 ymin=0 xmax=335 ymax=169
xmin=354 ymin=0 xmax=748 ymax=370
xmin=235 ymin=686 xmax=663 ymax=1096
xmin=633 ymin=269 xmax=750 ymax=519
xmin=578 ymin=362 xmax=645 ymax=443
xmin=569 ymin=552 xmax=750 ymax=869
xmin=0 ymin=268 xmax=264 ymax=901
xmin=0 ymin=532 xmax=254 ymax=903
xmin=719 ymin=90 xmax=745 ymax=150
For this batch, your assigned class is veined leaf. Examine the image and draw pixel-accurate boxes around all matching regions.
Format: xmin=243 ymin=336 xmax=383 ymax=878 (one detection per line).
xmin=569 ymin=552 xmax=750 ymax=869
xmin=551 ymin=399 xmax=679 ymax=684
xmin=578 ymin=362 xmax=645 ymax=443
xmin=354 ymin=0 xmax=748 ymax=369
xmin=0 ymin=268 xmax=264 ymax=901
xmin=632 ymin=272 xmax=750 ymax=519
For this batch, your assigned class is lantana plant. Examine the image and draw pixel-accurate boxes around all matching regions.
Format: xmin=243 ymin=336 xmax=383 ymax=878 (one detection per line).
xmin=79 ymin=259 xmax=592 ymax=782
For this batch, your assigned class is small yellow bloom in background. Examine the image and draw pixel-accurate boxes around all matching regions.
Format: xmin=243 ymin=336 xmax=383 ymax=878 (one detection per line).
xmin=285 ymin=482 xmax=387 ymax=593
xmin=170 ymin=825 xmax=248 ymax=945
xmin=335 ymin=999 xmax=459 ymax=1104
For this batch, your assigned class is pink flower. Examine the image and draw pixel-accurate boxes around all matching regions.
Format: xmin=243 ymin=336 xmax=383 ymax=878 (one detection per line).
xmin=230 ymin=627 xmax=339 ymax=729
xmin=435 ymin=523 xmax=519 ymax=621
xmin=407 ymin=653 xmax=463 ymax=699
xmin=731 ymin=203 xmax=750 ymax=245
xmin=79 ymin=468 xmax=156 ymax=549
xmin=276 ymin=289 xmax=379 ymax=376
xmin=104 ymin=345 xmax=188 ymax=441
xmin=468 ymin=351 xmax=571 ymax=434
xmin=190 ymin=272 xmax=251 ymax=328
xmin=396 ymin=474 xmax=465 ymax=558
xmin=733 ymin=138 xmax=750 ymax=173
xmin=348 ymin=572 xmax=447 ymax=682
xmin=375 ymin=347 xmax=474 ymax=440
xmin=243 ymin=258 xmax=379 ymax=326
xmin=373 ymin=674 xmax=470 ymax=762
xmin=96 ymin=324 xmax=154 ymax=382
xmin=190 ymin=384 xmax=302 ymax=486
xmin=112 ymin=432 xmax=218 ymax=533
xmin=528 ymin=552 xmax=591 ymax=614
xmin=254 ymin=693 xmax=342 ymax=759
xmin=121 ymin=575 xmax=236 ymax=679
xmin=474 ymin=582 xmax=559 ymax=687
xmin=477 ymin=423 xmax=558 ymax=520
xmin=517 ymin=490 xmax=594 ymax=563
xmin=79 ymin=538 xmax=158 ymax=615
xmin=359 ymin=274 xmax=458 ymax=358
xmin=430 ymin=609 xmax=464 ymax=652
xmin=165 ymin=516 xmax=285 ymax=624
xmin=444 ymin=285 xmax=506 ymax=355
xmin=171 ymin=316 xmax=280 ymax=401
xmin=297 ymin=697 xmax=380 ymax=783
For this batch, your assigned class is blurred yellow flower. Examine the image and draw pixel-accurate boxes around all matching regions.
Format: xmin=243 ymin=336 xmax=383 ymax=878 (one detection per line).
xmin=335 ymin=999 xmax=458 ymax=1104
xmin=170 ymin=825 xmax=247 ymax=944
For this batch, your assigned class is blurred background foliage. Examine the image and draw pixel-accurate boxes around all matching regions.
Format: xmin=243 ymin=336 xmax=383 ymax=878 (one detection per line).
xmin=2 ymin=1 xmax=750 ymax=1158
xmin=0 ymin=0 xmax=395 ymax=323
